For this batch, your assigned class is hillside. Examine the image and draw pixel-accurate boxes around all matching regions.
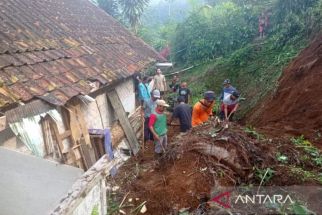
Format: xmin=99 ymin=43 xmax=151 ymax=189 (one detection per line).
xmin=246 ymin=35 xmax=322 ymax=145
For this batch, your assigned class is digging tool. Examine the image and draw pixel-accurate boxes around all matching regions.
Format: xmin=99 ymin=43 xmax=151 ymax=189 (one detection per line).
xmin=142 ymin=115 xmax=145 ymax=153
xmin=223 ymin=111 xmax=235 ymax=129
xmin=160 ymin=139 xmax=166 ymax=153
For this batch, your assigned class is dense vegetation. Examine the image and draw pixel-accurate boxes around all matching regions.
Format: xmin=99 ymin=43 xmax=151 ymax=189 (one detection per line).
xmin=96 ymin=0 xmax=322 ymax=117
xmin=162 ymin=0 xmax=322 ymax=117
xmin=94 ymin=0 xmax=150 ymax=32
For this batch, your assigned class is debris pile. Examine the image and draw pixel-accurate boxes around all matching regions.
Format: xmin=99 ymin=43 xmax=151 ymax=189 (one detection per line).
xmin=109 ymin=120 xmax=322 ymax=214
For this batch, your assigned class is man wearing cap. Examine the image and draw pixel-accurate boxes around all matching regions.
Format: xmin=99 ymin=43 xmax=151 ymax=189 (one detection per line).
xmin=192 ymin=91 xmax=215 ymax=127
xmin=149 ymin=99 xmax=169 ymax=157
xmin=220 ymin=91 xmax=240 ymax=121
xmin=170 ymin=96 xmax=192 ymax=133
xmin=142 ymin=89 xmax=160 ymax=142
xmin=220 ymin=79 xmax=236 ymax=101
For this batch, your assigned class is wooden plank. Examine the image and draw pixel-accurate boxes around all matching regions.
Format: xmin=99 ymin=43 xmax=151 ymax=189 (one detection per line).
xmin=45 ymin=115 xmax=66 ymax=162
xmin=79 ymin=142 xmax=96 ymax=170
xmin=90 ymin=136 xmax=99 ymax=160
xmin=50 ymin=156 xmax=120 ymax=215
xmin=107 ymin=90 xmax=139 ymax=154
xmin=59 ymin=130 xmax=71 ymax=140
xmin=75 ymin=104 xmax=92 ymax=147
xmin=40 ymin=117 xmax=49 ymax=155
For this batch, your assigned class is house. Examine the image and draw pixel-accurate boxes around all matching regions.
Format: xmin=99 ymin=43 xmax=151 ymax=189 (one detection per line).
xmin=0 ymin=0 xmax=163 ymax=170
xmin=0 ymin=1 xmax=165 ymax=213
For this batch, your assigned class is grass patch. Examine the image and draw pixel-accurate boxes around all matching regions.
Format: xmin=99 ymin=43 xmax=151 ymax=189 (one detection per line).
xmin=291 ymin=135 xmax=322 ymax=166
xmin=289 ymin=166 xmax=322 ymax=184
xmin=173 ymin=36 xmax=310 ymax=119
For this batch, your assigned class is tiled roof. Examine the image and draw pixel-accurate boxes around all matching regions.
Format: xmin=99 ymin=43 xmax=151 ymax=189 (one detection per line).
xmin=0 ymin=0 xmax=162 ymax=109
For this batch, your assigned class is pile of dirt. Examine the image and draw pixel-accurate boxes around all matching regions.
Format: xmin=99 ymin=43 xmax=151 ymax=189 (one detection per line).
xmin=246 ymin=35 xmax=322 ymax=147
xmin=109 ymin=121 xmax=321 ymax=214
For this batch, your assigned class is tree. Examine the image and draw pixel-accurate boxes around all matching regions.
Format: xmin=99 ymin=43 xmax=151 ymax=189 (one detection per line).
xmin=118 ymin=0 xmax=150 ymax=33
xmin=97 ymin=0 xmax=120 ymax=18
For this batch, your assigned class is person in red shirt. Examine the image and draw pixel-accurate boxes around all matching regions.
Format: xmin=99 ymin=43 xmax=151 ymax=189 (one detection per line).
xmin=149 ymin=100 xmax=169 ymax=157
xmin=259 ymin=13 xmax=265 ymax=38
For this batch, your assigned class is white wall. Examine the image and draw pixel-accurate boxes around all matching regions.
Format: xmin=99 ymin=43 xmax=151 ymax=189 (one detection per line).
xmin=81 ymin=93 xmax=115 ymax=129
xmin=81 ymin=78 xmax=136 ymax=129
xmin=115 ymin=78 xmax=136 ymax=115
xmin=8 ymin=109 xmax=68 ymax=157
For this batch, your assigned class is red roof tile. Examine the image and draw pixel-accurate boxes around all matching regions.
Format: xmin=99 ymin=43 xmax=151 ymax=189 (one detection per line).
xmin=0 ymin=0 xmax=163 ymax=109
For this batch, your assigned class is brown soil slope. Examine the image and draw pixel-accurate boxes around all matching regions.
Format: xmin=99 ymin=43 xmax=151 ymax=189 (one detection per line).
xmin=247 ymin=35 xmax=322 ymax=144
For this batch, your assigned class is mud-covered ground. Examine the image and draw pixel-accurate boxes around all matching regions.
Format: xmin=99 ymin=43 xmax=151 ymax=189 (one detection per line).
xmin=106 ymin=120 xmax=322 ymax=215
xmin=246 ymin=35 xmax=322 ymax=149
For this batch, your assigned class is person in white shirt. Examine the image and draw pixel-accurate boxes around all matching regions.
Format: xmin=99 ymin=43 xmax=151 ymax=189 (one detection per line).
xmin=153 ymin=68 xmax=167 ymax=96
xmin=220 ymin=91 xmax=240 ymax=121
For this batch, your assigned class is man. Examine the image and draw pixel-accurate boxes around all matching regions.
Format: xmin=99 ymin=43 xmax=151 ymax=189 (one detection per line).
xmin=142 ymin=90 xmax=160 ymax=142
xmin=149 ymin=99 xmax=169 ymax=157
xmin=170 ymin=96 xmax=192 ymax=133
xmin=192 ymin=91 xmax=215 ymax=127
xmin=178 ymin=82 xmax=191 ymax=104
xmin=169 ymin=75 xmax=179 ymax=92
xmin=220 ymin=91 xmax=240 ymax=121
xmin=137 ymin=76 xmax=151 ymax=105
xmin=153 ymin=68 xmax=167 ymax=96
xmin=220 ymin=79 xmax=236 ymax=101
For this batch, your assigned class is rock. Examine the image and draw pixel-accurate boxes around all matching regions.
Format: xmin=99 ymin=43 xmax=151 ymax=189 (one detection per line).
xmin=140 ymin=205 xmax=147 ymax=213
xmin=119 ymin=209 xmax=126 ymax=214
xmin=112 ymin=186 xmax=120 ymax=192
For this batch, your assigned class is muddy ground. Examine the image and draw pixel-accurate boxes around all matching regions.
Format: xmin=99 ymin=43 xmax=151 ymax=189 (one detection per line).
xmin=107 ymin=120 xmax=322 ymax=215
xmin=246 ymin=35 xmax=322 ymax=148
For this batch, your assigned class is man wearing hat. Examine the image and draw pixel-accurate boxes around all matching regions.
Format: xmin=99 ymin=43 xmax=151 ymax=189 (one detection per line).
xmin=149 ymin=99 xmax=170 ymax=157
xmin=220 ymin=79 xmax=236 ymax=101
xmin=142 ymin=89 xmax=160 ymax=142
xmin=220 ymin=91 xmax=240 ymax=121
xmin=192 ymin=91 xmax=215 ymax=127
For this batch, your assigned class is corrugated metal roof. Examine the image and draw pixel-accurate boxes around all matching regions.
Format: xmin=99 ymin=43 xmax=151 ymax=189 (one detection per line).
xmin=5 ymin=99 xmax=54 ymax=124
xmin=0 ymin=0 xmax=164 ymax=109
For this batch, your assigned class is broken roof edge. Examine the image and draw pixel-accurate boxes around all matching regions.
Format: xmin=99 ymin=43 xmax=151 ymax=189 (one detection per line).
xmin=4 ymin=99 xmax=55 ymax=124
xmin=51 ymin=155 xmax=121 ymax=215
xmin=2 ymin=59 xmax=157 ymax=120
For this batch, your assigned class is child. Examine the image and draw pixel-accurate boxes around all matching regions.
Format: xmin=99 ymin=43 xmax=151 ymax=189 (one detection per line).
xmin=149 ymin=100 xmax=169 ymax=157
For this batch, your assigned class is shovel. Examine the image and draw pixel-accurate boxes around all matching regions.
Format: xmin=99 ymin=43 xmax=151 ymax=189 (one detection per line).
xmin=223 ymin=111 xmax=234 ymax=129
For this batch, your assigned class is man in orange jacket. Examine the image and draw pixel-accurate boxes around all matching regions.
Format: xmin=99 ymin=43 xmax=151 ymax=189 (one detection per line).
xmin=192 ymin=91 xmax=215 ymax=127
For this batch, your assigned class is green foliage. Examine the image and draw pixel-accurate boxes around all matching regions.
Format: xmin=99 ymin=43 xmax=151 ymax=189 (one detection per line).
xmin=276 ymin=152 xmax=288 ymax=164
xmin=97 ymin=0 xmax=150 ymax=32
xmin=271 ymin=200 xmax=315 ymax=215
xmin=290 ymin=202 xmax=314 ymax=215
xmin=91 ymin=205 xmax=99 ymax=215
xmin=244 ymin=126 xmax=264 ymax=140
xmin=255 ymin=167 xmax=275 ymax=184
xmin=138 ymin=20 xmax=177 ymax=51
xmin=118 ymin=0 xmax=150 ymax=32
xmin=291 ymin=135 xmax=322 ymax=166
xmin=290 ymin=167 xmax=322 ymax=184
xmin=173 ymin=1 xmax=258 ymax=64
xmin=97 ymin=0 xmax=120 ymax=18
